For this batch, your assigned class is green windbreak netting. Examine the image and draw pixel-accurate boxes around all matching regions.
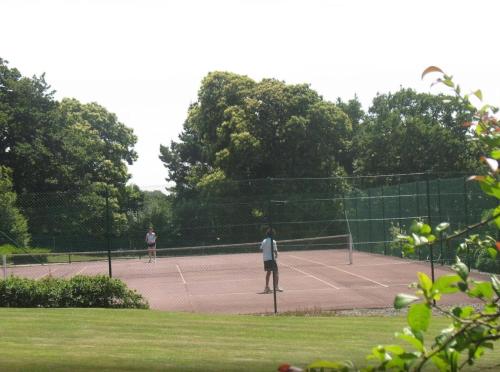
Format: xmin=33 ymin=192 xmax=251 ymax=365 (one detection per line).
xmin=345 ymin=175 xmax=497 ymax=272
xmin=8 ymin=174 xmax=498 ymax=273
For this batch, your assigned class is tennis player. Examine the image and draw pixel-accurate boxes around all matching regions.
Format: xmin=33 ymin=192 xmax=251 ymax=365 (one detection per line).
xmin=260 ymin=228 xmax=283 ymax=293
xmin=145 ymin=227 xmax=157 ymax=263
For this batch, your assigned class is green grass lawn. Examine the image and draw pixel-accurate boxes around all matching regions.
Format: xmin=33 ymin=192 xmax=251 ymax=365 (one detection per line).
xmin=0 ymin=308 xmax=499 ymax=371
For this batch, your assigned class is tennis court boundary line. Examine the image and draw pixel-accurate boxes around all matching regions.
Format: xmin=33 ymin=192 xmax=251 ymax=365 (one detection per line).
xmin=176 ymin=264 xmax=187 ymax=284
xmin=281 ymin=263 xmax=340 ymax=289
xmin=287 ymin=255 xmax=388 ymax=287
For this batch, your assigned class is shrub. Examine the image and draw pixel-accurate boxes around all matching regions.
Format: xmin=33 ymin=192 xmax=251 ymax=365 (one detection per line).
xmin=0 ymin=275 xmax=149 ymax=309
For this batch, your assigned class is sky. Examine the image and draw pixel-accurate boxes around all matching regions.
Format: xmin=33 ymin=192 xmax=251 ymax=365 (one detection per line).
xmin=2 ymin=0 xmax=499 ymax=191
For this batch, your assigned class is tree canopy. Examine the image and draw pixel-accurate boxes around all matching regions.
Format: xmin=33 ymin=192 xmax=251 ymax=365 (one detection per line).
xmin=353 ymin=88 xmax=479 ymax=176
xmin=0 ymin=57 xmax=137 ymax=193
xmin=160 ymin=71 xmax=353 ymax=197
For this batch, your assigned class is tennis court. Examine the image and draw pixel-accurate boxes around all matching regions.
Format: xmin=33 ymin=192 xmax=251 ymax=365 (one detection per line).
xmin=4 ymin=242 xmax=489 ymax=314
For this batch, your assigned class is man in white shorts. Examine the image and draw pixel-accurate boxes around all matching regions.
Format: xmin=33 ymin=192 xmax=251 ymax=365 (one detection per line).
xmin=260 ymin=228 xmax=283 ymax=293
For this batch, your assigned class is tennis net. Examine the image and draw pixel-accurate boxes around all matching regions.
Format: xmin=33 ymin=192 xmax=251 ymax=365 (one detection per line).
xmin=2 ymin=234 xmax=353 ymax=279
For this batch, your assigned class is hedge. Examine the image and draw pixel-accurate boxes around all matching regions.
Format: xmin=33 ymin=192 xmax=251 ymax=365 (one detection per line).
xmin=0 ymin=275 xmax=149 ymax=309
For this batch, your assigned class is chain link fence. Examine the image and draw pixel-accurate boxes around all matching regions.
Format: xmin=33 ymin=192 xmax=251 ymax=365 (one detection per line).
xmin=1 ymin=173 xmax=497 ymax=274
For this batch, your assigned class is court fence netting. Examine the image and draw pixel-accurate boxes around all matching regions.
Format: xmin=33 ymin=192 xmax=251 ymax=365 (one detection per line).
xmin=2 ymin=172 xmax=498 ymax=278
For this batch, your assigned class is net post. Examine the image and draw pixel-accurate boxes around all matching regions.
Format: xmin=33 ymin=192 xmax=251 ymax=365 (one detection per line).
xmin=342 ymin=196 xmax=353 ymax=265
xmin=2 ymin=255 xmax=6 ymax=279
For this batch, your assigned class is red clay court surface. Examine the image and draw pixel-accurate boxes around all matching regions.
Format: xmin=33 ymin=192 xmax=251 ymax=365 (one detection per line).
xmin=5 ymin=250 xmax=490 ymax=314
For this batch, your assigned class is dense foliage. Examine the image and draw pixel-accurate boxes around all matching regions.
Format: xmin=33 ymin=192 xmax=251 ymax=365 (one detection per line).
xmin=0 ymin=275 xmax=148 ymax=309
xmin=0 ymin=57 xmax=147 ymax=248
xmin=294 ymin=68 xmax=500 ymax=372
xmin=1 ymin=56 xmax=487 ymax=250
xmin=354 ymin=89 xmax=479 ymax=176
xmin=0 ymin=166 xmax=29 ymax=246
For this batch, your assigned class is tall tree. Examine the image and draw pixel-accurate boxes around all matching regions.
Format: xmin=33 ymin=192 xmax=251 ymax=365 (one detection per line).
xmin=353 ymin=88 xmax=479 ymax=176
xmin=160 ymin=72 xmax=353 ymax=242
xmin=0 ymin=166 xmax=30 ymax=247
xmin=0 ymin=58 xmax=138 ymax=193
xmin=160 ymin=71 xmax=353 ymax=195
xmin=0 ymin=58 xmax=58 ymax=192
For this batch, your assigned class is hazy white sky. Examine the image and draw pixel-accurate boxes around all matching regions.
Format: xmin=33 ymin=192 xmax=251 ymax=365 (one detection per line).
xmin=2 ymin=0 xmax=499 ymax=190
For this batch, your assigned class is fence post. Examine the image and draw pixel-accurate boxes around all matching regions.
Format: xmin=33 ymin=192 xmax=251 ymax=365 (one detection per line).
xmin=426 ymin=174 xmax=435 ymax=284
xmin=105 ymin=185 xmax=112 ymax=278
xmin=416 ymin=179 xmax=422 ymax=261
xmin=381 ymin=185 xmax=387 ymax=256
xmin=463 ymin=177 xmax=471 ymax=270
xmin=2 ymin=255 xmax=6 ymax=279
xmin=437 ymin=178 xmax=444 ymax=265
xmin=398 ymin=181 xmax=403 ymax=258
xmin=368 ymin=188 xmax=373 ymax=253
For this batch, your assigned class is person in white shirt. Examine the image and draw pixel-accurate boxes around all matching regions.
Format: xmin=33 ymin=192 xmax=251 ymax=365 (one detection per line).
xmin=260 ymin=228 xmax=283 ymax=293
xmin=145 ymin=227 xmax=157 ymax=263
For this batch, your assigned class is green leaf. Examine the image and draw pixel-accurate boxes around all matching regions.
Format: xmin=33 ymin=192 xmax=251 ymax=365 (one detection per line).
xmin=469 ymin=282 xmax=494 ymax=300
xmin=452 ymin=305 xmax=474 ymax=319
xmin=493 ymin=205 xmax=500 ymax=229
xmin=473 ymin=89 xmax=483 ymax=101
xmin=483 ymin=304 xmax=496 ymax=314
xmin=433 ymin=275 xmax=461 ymax=294
xmin=491 ymin=275 xmax=500 ymax=297
xmin=394 ymin=293 xmax=419 ymax=309
xmin=431 ymin=354 xmax=450 ymax=371
xmin=384 ymin=345 xmax=405 ymax=355
xmin=487 ymin=247 xmax=498 ymax=259
xmin=418 ymin=272 xmax=433 ymax=294
xmin=452 ymin=259 xmax=469 ymax=281
xmin=490 ymin=149 xmax=500 ymax=160
xmin=435 ymin=222 xmax=450 ymax=233
xmin=443 ymin=78 xmax=454 ymax=88
xmin=397 ymin=328 xmax=424 ymax=352
xmin=408 ymin=303 xmax=431 ymax=332
xmin=421 ymin=224 xmax=432 ymax=235
xmin=410 ymin=221 xmax=424 ymax=234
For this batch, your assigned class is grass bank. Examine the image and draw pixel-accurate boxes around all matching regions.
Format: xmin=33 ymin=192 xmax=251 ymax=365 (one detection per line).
xmin=0 ymin=308 xmax=498 ymax=371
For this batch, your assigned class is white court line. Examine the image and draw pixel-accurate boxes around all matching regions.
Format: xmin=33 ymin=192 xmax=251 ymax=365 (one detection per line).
xmin=36 ymin=267 xmax=57 ymax=279
xmin=176 ymin=264 xmax=186 ymax=284
xmin=74 ymin=266 xmax=87 ymax=275
xmin=287 ymin=255 xmax=388 ymax=288
xmin=281 ymin=263 xmax=340 ymax=289
xmin=354 ymin=261 xmax=415 ymax=267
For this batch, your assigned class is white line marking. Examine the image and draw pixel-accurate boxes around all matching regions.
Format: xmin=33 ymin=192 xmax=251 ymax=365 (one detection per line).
xmin=36 ymin=267 xmax=57 ymax=279
xmin=288 ymin=255 xmax=388 ymax=287
xmin=281 ymin=263 xmax=340 ymax=289
xmin=176 ymin=264 xmax=186 ymax=284
xmin=74 ymin=266 xmax=87 ymax=275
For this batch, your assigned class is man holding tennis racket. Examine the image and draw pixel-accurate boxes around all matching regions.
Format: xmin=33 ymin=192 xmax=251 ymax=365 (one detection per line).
xmin=260 ymin=228 xmax=283 ymax=293
xmin=145 ymin=227 xmax=157 ymax=263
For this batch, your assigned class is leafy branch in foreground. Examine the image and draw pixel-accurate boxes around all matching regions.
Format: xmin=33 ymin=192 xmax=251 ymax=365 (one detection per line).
xmin=282 ymin=68 xmax=500 ymax=372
